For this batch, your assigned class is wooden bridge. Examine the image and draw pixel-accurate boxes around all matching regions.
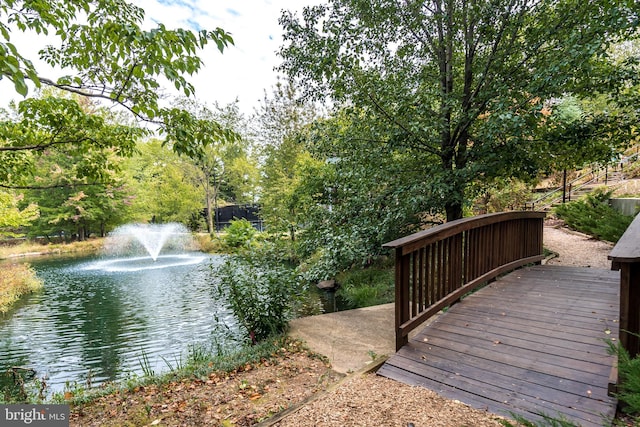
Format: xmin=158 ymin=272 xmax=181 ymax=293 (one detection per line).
xmin=378 ymin=211 xmax=640 ymax=426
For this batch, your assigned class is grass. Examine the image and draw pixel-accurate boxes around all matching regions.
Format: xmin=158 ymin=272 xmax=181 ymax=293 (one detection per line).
xmin=0 ymin=238 xmax=104 ymax=260
xmin=335 ymin=260 xmax=395 ymax=309
xmin=0 ymin=239 xmax=104 ymax=313
xmin=2 ymin=334 xmax=307 ymax=405
xmin=0 ymin=262 xmax=43 ymax=313
xmin=46 ymin=335 xmax=311 ymax=406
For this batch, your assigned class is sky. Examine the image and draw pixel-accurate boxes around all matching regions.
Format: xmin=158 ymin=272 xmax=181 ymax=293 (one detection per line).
xmin=0 ymin=0 xmax=310 ymax=115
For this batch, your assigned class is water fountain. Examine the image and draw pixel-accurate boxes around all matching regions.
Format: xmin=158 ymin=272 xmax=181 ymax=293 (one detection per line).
xmin=86 ymin=222 xmax=207 ymax=272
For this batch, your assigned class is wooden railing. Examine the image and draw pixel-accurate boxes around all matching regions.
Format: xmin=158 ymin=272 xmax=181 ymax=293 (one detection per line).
xmin=383 ymin=211 xmax=546 ymax=350
xmin=609 ymin=213 xmax=640 ymax=357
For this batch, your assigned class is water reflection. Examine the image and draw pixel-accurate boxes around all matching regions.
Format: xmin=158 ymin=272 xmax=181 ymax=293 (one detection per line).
xmin=0 ymin=254 xmax=235 ymax=393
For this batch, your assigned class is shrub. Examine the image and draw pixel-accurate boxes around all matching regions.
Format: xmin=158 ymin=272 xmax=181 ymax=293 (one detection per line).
xmin=0 ymin=263 xmax=42 ymax=313
xmin=607 ymin=341 xmax=640 ymax=421
xmin=224 ymin=218 xmax=257 ymax=249
xmin=218 ymin=249 xmax=302 ymax=344
xmin=192 ymin=233 xmax=223 ymax=253
xmin=554 ymin=187 xmax=634 ymax=242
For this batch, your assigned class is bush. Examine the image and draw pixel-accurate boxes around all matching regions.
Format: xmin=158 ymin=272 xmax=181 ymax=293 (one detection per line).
xmin=335 ymin=262 xmax=395 ymax=309
xmin=607 ymin=341 xmax=640 ymax=421
xmin=218 ymin=248 xmax=302 ymax=344
xmin=192 ymin=233 xmax=223 ymax=253
xmin=0 ymin=263 xmax=42 ymax=313
xmin=224 ymin=218 xmax=258 ymax=249
xmin=554 ymin=188 xmax=634 ymax=242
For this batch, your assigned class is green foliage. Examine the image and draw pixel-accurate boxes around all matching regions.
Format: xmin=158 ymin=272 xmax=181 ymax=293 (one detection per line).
xmin=255 ymin=80 xmax=323 ymax=240
xmin=218 ymin=249 xmax=302 ymax=343
xmin=224 ymin=218 xmax=257 ymax=249
xmin=500 ymin=413 xmax=579 ymax=427
xmin=122 ymin=139 xmax=202 ymax=227
xmin=335 ymin=264 xmax=394 ymax=309
xmin=608 ymin=339 xmax=640 ymax=417
xmin=0 ymin=0 xmax=236 ymax=161
xmin=0 ymin=191 xmax=39 ymax=236
xmin=554 ymin=188 xmax=634 ymax=242
xmin=292 ymin=112 xmax=435 ymax=282
xmin=0 ymin=95 xmax=143 ymax=186
xmin=279 ymin=0 xmax=640 ymax=220
xmin=172 ymin=99 xmax=259 ymax=233
xmin=474 ymin=178 xmax=534 ymax=214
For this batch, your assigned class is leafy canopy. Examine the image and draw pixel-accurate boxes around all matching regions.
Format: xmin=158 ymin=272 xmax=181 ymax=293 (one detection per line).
xmin=0 ymin=0 xmax=236 ymax=158
xmin=0 ymin=191 xmax=38 ymax=236
xmin=279 ymin=0 xmax=640 ymax=220
xmin=0 ymin=95 xmax=144 ymax=187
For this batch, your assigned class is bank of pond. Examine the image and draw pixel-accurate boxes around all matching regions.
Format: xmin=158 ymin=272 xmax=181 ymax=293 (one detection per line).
xmin=0 ymin=252 xmax=366 ymax=401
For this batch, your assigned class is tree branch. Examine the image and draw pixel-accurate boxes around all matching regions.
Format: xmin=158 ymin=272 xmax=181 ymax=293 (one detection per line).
xmin=37 ymin=77 xmax=164 ymax=126
xmin=0 ymin=181 xmax=108 ymax=190
xmin=0 ymin=136 xmax=98 ymax=152
xmin=366 ymin=91 xmax=440 ymax=157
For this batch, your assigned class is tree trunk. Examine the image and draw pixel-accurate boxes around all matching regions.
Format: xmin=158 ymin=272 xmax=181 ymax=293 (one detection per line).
xmin=206 ymin=182 xmax=214 ymax=234
xmin=445 ymin=200 xmax=463 ymax=222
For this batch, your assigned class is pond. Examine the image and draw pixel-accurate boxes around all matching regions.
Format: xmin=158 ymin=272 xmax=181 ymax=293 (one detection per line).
xmin=0 ymin=253 xmax=237 ymax=394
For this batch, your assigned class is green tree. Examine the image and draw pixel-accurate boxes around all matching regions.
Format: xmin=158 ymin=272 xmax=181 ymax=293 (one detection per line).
xmin=171 ymin=99 xmax=258 ymax=233
xmin=279 ymin=0 xmax=639 ymax=221
xmin=124 ymin=139 xmax=202 ymax=226
xmin=23 ymin=140 xmax=132 ymax=240
xmin=0 ymin=92 xmax=142 ymax=240
xmin=295 ymin=111 xmax=433 ymax=281
xmin=255 ymin=80 xmax=322 ymax=239
xmin=0 ymin=190 xmax=38 ymax=237
xmin=0 ymin=0 xmax=236 ymax=160
xmin=0 ymin=95 xmax=143 ymax=187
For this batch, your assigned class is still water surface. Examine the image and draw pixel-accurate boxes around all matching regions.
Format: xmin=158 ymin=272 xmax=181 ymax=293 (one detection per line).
xmin=0 ymin=254 xmax=236 ymax=393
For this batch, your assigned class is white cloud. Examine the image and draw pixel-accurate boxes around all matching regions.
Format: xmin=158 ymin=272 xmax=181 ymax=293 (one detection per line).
xmin=0 ymin=0 xmax=309 ymax=115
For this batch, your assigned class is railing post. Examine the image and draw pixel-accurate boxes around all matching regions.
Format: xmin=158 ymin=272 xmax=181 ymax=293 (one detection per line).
xmin=609 ymin=213 xmax=640 ymax=357
xmin=619 ymin=263 xmax=640 ymax=356
xmin=395 ymin=248 xmax=410 ymax=351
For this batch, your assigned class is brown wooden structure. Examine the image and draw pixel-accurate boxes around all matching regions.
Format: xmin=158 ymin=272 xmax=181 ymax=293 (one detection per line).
xmin=379 ymin=211 xmax=627 ymax=425
xmin=377 ymin=265 xmax=619 ymax=425
xmin=383 ymin=211 xmax=546 ymax=350
xmin=609 ymin=212 xmax=640 ymax=357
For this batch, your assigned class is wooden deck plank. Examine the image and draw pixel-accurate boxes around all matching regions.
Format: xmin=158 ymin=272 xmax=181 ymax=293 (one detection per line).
xmin=385 ymin=352 xmax=609 ymax=424
xmin=378 ymin=265 xmax=619 ymax=426
xmin=440 ymin=310 xmax=616 ymax=349
xmin=421 ymin=323 xmax=615 ymax=367
xmin=398 ymin=340 xmax=611 ymax=401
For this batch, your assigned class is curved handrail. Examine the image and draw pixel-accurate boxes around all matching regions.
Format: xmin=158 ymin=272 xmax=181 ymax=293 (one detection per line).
xmin=384 ymin=211 xmax=546 ymax=350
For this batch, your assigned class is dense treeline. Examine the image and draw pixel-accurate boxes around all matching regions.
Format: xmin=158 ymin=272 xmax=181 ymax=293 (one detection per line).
xmin=0 ymin=0 xmax=639 ymax=278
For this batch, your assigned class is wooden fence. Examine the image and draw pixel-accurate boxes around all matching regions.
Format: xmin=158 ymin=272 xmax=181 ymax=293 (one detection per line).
xmin=609 ymin=213 xmax=640 ymax=357
xmin=383 ymin=211 xmax=546 ymax=350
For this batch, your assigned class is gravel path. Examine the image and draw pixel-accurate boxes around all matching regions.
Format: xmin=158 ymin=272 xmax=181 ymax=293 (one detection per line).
xmin=543 ymin=225 xmax=614 ymax=269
